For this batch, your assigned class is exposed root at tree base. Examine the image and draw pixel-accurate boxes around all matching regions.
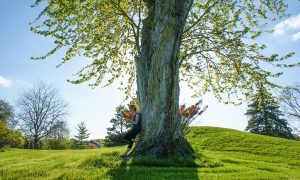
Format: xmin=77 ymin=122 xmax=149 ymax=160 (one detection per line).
xmin=128 ymin=137 xmax=194 ymax=159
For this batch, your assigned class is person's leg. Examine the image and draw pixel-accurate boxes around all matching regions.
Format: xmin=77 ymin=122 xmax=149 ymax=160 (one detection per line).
xmin=124 ymin=130 xmax=133 ymax=141
xmin=122 ymin=129 xmax=140 ymax=157
xmin=131 ymin=129 xmax=141 ymax=144
xmin=122 ymin=147 xmax=131 ymax=157
xmin=122 ymin=129 xmax=135 ymax=156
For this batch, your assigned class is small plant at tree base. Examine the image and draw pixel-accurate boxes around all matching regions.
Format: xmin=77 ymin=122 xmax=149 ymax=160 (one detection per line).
xmin=180 ymin=100 xmax=208 ymax=132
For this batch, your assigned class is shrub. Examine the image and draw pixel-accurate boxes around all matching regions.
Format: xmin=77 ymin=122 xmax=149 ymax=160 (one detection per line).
xmin=44 ymin=138 xmax=71 ymax=150
xmin=0 ymin=121 xmax=24 ymax=150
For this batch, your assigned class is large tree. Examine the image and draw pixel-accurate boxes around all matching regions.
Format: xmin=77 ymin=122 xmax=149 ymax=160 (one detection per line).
xmin=16 ymin=83 xmax=68 ymax=149
xmin=31 ymin=0 xmax=298 ymax=157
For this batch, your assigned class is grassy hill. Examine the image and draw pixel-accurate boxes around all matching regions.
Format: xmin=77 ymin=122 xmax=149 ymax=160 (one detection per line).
xmin=0 ymin=126 xmax=299 ymax=179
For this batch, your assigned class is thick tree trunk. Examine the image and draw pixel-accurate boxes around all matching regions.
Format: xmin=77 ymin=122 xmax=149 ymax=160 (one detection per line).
xmin=33 ymin=138 xmax=39 ymax=149
xmin=132 ymin=0 xmax=194 ymax=158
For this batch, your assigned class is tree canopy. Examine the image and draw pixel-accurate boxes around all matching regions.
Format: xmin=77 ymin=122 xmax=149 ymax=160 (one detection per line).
xmin=31 ymin=0 xmax=298 ymax=102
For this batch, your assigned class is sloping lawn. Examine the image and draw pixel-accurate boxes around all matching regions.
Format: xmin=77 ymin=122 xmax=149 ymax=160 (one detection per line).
xmin=1 ymin=126 xmax=299 ymax=179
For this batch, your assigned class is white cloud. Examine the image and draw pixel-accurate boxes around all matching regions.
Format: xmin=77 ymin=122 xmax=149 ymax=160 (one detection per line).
xmin=274 ymin=13 xmax=300 ymax=35
xmin=0 ymin=76 xmax=12 ymax=87
xmin=292 ymin=31 xmax=300 ymax=41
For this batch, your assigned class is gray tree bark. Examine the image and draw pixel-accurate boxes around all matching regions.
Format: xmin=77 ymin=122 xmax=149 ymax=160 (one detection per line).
xmin=132 ymin=0 xmax=194 ymax=158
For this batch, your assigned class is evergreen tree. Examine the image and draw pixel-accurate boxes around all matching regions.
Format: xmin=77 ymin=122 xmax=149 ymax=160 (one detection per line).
xmin=74 ymin=121 xmax=90 ymax=149
xmin=245 ymin=87 xmax=293 ymax=139
xmin=105 ymin=104 xmax=132 ymax=147
xmin=107 ymin=105 xmax=131 ymax=135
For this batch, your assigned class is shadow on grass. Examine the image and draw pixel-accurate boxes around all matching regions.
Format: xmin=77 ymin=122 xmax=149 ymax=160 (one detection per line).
xmin=105 ymin=153 xmax=211 ymax=180
xmin=107 ymin=157 xmax=200 ymax=180
xmin=79 ymin=151 xmax=223 ymax=179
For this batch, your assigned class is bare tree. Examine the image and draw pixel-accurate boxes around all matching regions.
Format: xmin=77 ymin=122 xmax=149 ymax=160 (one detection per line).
xmin=16 ymin=83 xmax=68 ymax=149
xmin=280 ymin=85 xmax=300 ymax=135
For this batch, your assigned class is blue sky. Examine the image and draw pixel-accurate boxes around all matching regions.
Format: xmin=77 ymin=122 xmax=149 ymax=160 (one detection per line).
xmin=0 ymin=1 xmax=299 ymax=139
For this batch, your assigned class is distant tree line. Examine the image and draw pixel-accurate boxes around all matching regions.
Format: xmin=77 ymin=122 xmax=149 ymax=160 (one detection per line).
xmin=1 ymin=81 xmax=299 ymax=151
xmin=0 ymin=82 xmax=100 ymax=151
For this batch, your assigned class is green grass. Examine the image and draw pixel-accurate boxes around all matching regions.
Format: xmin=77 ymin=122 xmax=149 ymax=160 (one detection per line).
xmin=1 ymin=126 xmax=299 ymax=179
